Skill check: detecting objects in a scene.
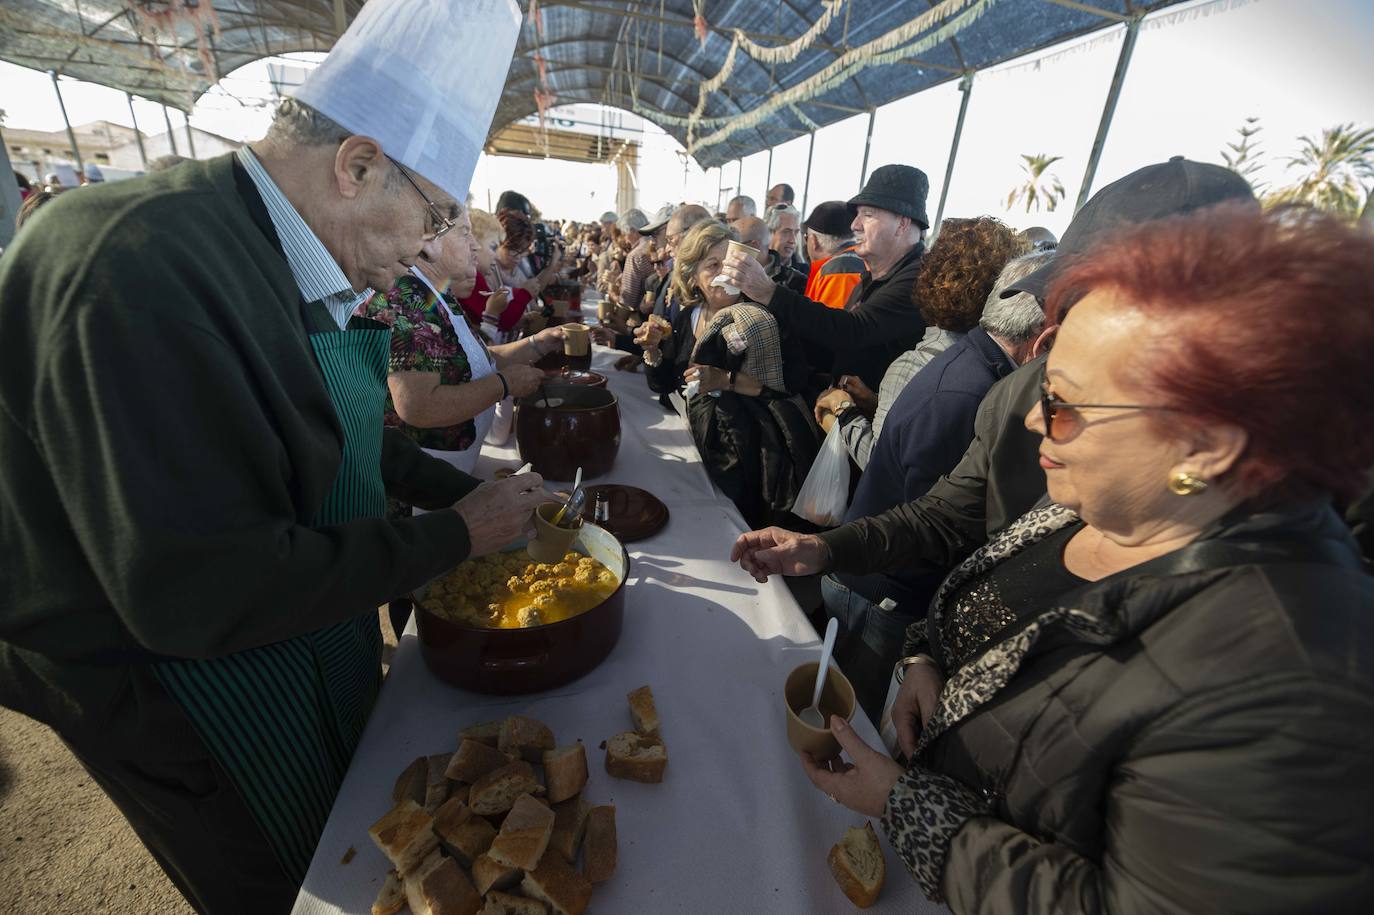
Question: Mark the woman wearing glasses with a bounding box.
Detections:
[733,204,1374,911]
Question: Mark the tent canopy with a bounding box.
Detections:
[1,0,1188,169]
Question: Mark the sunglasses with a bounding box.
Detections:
[1038,365,1170,442]
[386,155,456,241]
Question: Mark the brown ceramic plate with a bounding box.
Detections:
[579,484,669,542]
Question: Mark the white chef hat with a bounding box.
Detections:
[290,0,521,202]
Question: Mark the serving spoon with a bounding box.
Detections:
[799,617,840,729]
[551,466,584,527]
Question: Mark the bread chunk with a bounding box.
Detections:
[425,753,453,812]
[541,745,588,805]
[480,890,550,915]
[498,716,556,763]
[392,756,428,805]
[403,852,481,915]
[469,761,540,816]
[369,799,440,876]
[433,796,498,866]
[604,730,667,783]
[460,719,504,747]
[448,738,515,783]
[627,684,660,737]
[471,853,521,896]
[521,849,593,915]
[548,796,592,863]
[582,805,617,884]
[827,821,886,908]
[371,870,405,915]
[488,794,556,871]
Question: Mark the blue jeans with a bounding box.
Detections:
[821,575,919,725]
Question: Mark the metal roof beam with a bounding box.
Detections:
[1039,0,1132,22]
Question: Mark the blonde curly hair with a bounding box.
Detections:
[671,220,738,310]
[469,208,502,248]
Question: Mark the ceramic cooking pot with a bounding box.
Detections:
[515,383,620,481]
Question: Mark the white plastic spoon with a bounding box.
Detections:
[799,617,840,729]
[551,466,584,526]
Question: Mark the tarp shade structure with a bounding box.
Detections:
[1,0,1191,169]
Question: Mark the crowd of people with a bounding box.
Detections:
[2,0,1372,911]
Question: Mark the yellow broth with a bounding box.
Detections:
[420,550,619,629]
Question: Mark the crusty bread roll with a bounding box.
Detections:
[827,821,885,908]
[460,719,503,748]
[604,731,667,783]
[368,799,440,876]
[403,851,481,915]
[425,753,453,813]
[371,870,405,915]
[521,849,593,915]
[471,853,521,896]
[488,794,556,871]
[541,745,588,805]
[548,796,592,863]
[469,761,540,816]
[480,890,550,915]
[432,796,497,867]
[447,739,515,784]
[499,716,556,763]
[392,757,428,806]
[583,805,616,884]
[626,685,660,737]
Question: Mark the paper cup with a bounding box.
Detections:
[563,323,591,357]
[784,661,856,761]
[528,501,581,563]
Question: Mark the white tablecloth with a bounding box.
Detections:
[291,346,946,915]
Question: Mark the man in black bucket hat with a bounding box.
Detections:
[721,163,932,393]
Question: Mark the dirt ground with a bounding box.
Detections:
[0,610,401,915]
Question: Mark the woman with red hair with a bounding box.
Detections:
[785,203,1374,912]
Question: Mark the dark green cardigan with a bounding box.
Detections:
[0,154,475,739]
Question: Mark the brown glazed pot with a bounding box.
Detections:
[414,523,630,694]
[533,349,592,374]
[515,383,620,481]
[556,369,608,388]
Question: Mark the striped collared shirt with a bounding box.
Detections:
[236,146,368,328]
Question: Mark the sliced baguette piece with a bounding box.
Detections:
[520,849,593,915]
[498,716,556,763]
[371,870,405,915]
[460,719,504,747]
[448,738,515,784]
[541,744,588,805]
[604,730,667,783]
[403,851,481,915]
[433,796,498,867]
[469,761,540,816]
[548,796,592,863]
[827,821,886,908]
[487,794,556,871]
[369,799,440,876]
[480,890,550,915]
[583,805,617,884]
[425,753,453,813]
[471,853,522,896]
[392,756,429,805]
[626,684,660,737]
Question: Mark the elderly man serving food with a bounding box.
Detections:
[0,1,538,912]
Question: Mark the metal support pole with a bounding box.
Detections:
[48,70,83,175]
[715,164,724,212]
[933,72,974,236]
[1075,17,1141,212]
[764,146,773,199]
[125,92,148,168]
[800,130,816,217]
[183,114,197,158]
[162,105,179,156]
[859,107,876,190]
[333,0,347,37]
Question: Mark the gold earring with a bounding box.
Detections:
[1167,471,1208,496]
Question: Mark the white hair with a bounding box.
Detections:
[807,228,852,255]
[726,195,757,216]
[979,252,1053,345]
[764,203,801,232]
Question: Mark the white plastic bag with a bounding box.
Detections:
[793,421,851,526]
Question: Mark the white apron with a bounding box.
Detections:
[409,268,497,482]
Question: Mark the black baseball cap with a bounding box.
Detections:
[804,201,856,238]
[1003,156,1257,301]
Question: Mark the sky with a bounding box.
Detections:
[3,0,1371,236]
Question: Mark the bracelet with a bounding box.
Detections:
[728,369,738,391]
[894,654,939,685]
[495,372,509,398]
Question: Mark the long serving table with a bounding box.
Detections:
[291,344,946,914]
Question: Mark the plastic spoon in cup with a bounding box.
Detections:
[799,617,840,729]
[551,466,584,526]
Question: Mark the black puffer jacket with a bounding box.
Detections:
[882,499,1374,913]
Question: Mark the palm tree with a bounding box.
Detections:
[1005,154,1067,213]
[1270,123,1374,219]
[1220,116,1266,195]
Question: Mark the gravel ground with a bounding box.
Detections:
[0,609,400,915]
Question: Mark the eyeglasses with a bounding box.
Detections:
[1038,366,1172,442]
[386,155,455,241]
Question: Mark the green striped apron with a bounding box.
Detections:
[154,303,391,881]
